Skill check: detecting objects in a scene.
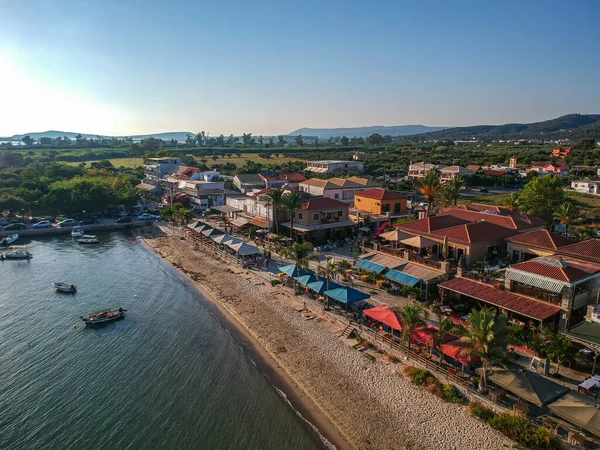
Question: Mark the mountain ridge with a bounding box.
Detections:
[287,125,445,138]
[7,130,194,141]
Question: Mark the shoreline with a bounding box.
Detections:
[141,237,352,450]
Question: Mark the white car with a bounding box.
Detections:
[57,219,78,227]
[33,220,52,229]
[138,214,158,220]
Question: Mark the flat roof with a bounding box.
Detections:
[565,321,600,348]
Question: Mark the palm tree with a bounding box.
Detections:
[437,187,454,208]
[279,242,319,269]
[500,192,521,212]
[553,202,578,236]
[265,187,285,234]
[433,312,460,366]
[281,191,304,239]
[456,308,509,392]
[172,207,195,224]
[317,256,341,291]
[446,177,464,205]
[393,304,429,357]
[415,168,441,213]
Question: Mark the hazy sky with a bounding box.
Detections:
[1,0,599,136]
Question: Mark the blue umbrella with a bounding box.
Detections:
[293,274,318,286]
[279,264,312,277]
[323,287,370,304]
[306,278,341,294]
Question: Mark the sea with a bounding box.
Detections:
[0,233,325,450]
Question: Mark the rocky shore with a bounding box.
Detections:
[142,234,511,450]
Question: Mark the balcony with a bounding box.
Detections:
[511,285,562,305]
[320,217,340,224]
[374,245,447,271]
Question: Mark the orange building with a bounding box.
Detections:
[354,188,407,215]
[552,147,573,158]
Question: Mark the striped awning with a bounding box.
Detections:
[506,269,565,294]
[385,269,420,287]
[356,258,386,273]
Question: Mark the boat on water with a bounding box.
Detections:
[81,308,126,325]
[1,247,32,260]
[71,226,85,238]
[0,234,19,246]
[78,235,99,244]
[52,281,77,294]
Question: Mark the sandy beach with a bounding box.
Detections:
[142,233,511,450]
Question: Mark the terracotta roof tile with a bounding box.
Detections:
[300,197,349,211]
[557,239,600,263]
[431,221,518,244]
[397,215,471,234]
[439,277,562,321]
[506,229,574,250]
[438,207,546,230]
[355,188,407,201]
[510,259,594,282]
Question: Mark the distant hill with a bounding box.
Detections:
[287,125,445,138]
[411,114,600,140]
[9,130,194,141]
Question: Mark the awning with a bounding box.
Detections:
[324,287,370,304]
[579,375,600,391]
[363,305,403,331]
[249,217,269,228]
[279,264,312,278]
[136,183,158,191]
[306,278,341,294]
[356,258,386,273]
[213,205,242,213]
[321,209,342,213]
[212,234,235,244]
[201,227,224,238]
[441,340,480,366]
[549,391,600,437]
[224,237,243,248]
[486,369,569,406]
[230,242,262,255]
[379,229,413,242]
[230,217,250,228]
[385,269,420,287]
[400,235,438,248]
[506,269,566,294]
[294,274,318,286]
[411,325,456,347]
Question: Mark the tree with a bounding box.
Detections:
[394,304,429,357]
[445,177,464,205]
[340,136,349,146]
[433,314,459,365]
[437,187,455,207]
[553,202,578,236]
[277,135,285,147]
[265,187,285,233]
[366,133,384,146]
[0,194,27,215]
[258,135,264,146]
[519,175,565,221]
[294,135,303,147]
[500,192,521,212]
[242,133,252,147]
[172,207,195,224]
[280,242,319,269]
[21,135,34,146]
[544,333,576,375]
[313,138,319,147]
[268,137,275,147]
[415,168,441,213]
[456,308,509,392]
[196,131,206,147]
[281,190,304,239]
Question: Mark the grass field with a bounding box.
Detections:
[68,158,144,168]
[197,154,303,168]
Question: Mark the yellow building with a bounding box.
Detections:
[354,188,407,215]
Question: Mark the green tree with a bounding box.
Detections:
[445,177,464,205]
[437,187,454,207]
[265,187,285,234]
[281,190,304,239]
[21,135,34,146]
[277,135,285,147]
[393,304,429,356]
[544,333,576,375]
[280,242,319,269]
[519,175,565,221]
[340,136,349,146]
[317,256,348,307]
[258,135,264,146]
[196,131,206,146]
[242,133,252,147]
[415,168,441,213]
[552,202,578,236]
[500,192,521,212]
[294,135,303,147]
[456,308,510,392]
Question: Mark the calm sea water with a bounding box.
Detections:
[0,233,323,450]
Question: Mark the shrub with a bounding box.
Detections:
[468,401,495,422]
[360,340,371,349]
[424,376,444,397]
[179,236,185,240]
[404,366,433,386]
[270,279,281,287]
[442,384,463,404]
[386,354,400,363]
[488,413,561,450]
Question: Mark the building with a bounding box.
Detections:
[509,155,518,169]
[438,204,547,232]
[571,180,600,195]
[176,179,225,211]
[260,172,306,190]
[439,166,473,182]
[467,165,484,174]
[280,197,355,242]
[233,174,265,193]
[552,147,573,159]
[506,229,574,262]
[353,188,407,216]
[305,160,364,173]
[530,161,570,176]
[408,162,447,179]
[299,177,379,203]
[557,239,600,265]
[142,157,183,190]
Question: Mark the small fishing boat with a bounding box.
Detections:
[1,247,32,260]
[71,226,85,238]
[52,281,77,294]
[78,235,99,244]
[0,234,19,246]
[81,308,126,325]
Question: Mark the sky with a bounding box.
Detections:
[1,0,599,137]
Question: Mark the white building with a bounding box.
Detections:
[305,160,364,173]
[177,179,225,211]
[440,166,473,182]
[408,162,447,179]
[299,177,378,203]
[143,157,183,186]
[571,180,600,195]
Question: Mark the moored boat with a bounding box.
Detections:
[81,308,126,325]
[52,281,77,293]
[1,247,32,260]
[78,235,99,244]
[71,226,85,238]
[0,234,19,246]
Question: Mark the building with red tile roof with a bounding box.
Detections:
[438,206,546,231]
[483,169,507,177]
[506,229,575,262]
[397,215,471,234]
[509,258,595,283]
[431,221,518,245]
[557,239,600,264]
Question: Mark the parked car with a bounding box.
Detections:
[138,213,158,220]
[81,216,99,225]
[4,223,27,230]
[57,219,78,227]
[30,217,44,224]
[479,187,489,193]
[10,218,25,224]
[33,220,53,229]
[0,219,8,227]
[116,216,133,224]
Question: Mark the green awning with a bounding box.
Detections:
[385,269,420,287]
[324,287,370,304]
[293,274,318,286]
[356,258,386,273]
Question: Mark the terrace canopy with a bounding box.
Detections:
[379,229,413,242]
[355,258,386,274]
[363,305,403,331]
[385,269,420,287]
[224,237,243,248]
[212,234,235,245]
[548,391,600,437]
[486,369,569,406]
[230,242,262,256]
[279,264,312,278]
[411,325,456,347]
[306,278,341,294]
[400,235,438,248]
[324,287,370,305]
[230,217,250,228]
[440,340,480,366]
[293,274,318,286]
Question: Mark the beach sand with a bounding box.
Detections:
[142,234,510,450]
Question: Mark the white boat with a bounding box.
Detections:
[0,234,19,246]
[2,247,32,260]
[71,226,85,238]
[52,281,77,294]
[78,235,99,244]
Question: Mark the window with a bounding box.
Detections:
[334,193,339,199]
[298,212,303,220]
[313,213,319,220]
